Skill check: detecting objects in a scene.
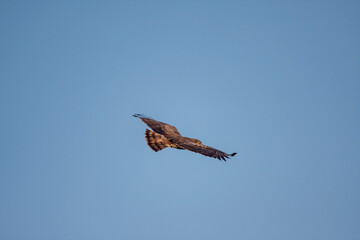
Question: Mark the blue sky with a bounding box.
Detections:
[1,1,359,239]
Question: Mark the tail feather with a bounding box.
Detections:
[145,129,170,152]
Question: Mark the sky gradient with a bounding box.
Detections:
[1,1,360,240]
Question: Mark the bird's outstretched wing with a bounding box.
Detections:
[133,114,181,137]
[175,140,237,161]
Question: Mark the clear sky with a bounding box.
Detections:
[1,1,359,240]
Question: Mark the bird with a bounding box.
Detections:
[133,114,237,161]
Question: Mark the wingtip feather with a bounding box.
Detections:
[133,113,153,119]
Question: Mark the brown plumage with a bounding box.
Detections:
[145,129,170,152]
[133,114,237,161]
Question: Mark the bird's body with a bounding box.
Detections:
[133,114,236,161]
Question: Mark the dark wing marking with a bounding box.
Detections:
[174,139,236,161]
[133,114,181,137]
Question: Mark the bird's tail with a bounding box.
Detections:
[145,129,170,152]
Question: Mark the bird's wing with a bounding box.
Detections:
[175,139,236,161]
[133,114,181,137]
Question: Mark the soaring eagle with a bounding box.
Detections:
[133,114,236,161]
